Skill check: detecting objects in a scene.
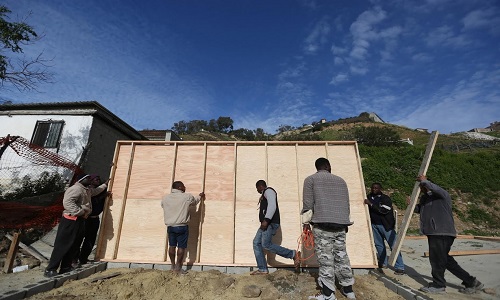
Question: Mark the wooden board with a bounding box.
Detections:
[96,141,377,268]
[423,249,500,257]
[388,132,439,266]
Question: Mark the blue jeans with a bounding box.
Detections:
[371,224,405,270]
[253,223,294,272]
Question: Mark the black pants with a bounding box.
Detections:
[79,217,100,263]
[46,216,85,272]
[427,235,475,288]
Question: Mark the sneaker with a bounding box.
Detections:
[394,269,405,275]
[44,269,59,278]
[419,286,446,294]
[308,292,336,300]
[340,286,356,299]
[459,279,484,294]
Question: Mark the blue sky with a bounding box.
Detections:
[2,0,499,134]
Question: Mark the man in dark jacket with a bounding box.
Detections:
[416,175,483,294]
[251,180,300,275]
[365,182,405,275]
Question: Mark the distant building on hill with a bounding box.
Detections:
[488,121,500,131]
[368,112,385,123]
[138,129,181,141]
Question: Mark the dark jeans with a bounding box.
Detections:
[427,235,475,288]
[79,217,100,263]
[46,216,85,272]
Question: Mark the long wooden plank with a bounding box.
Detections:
[474,236,500,242]
[388,131,439,266]
[405,235,476,240]
[6,234,47,262]
[424,249,500,257]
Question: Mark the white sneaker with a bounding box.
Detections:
[308,292,336,300]
[340,287,356,299]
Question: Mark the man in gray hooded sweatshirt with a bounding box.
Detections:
[416,175,483,294]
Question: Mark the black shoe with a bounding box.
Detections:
[459,279,484,294]
[44,270,59,278]
[394,269,405,275]
[377,267,385,274]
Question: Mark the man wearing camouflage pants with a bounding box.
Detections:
[302,157,355,300]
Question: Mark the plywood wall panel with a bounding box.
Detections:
[98,141,376,268]
[127,145,175,199]
[116,198,166,261]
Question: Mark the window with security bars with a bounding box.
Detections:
[31,120,65,149]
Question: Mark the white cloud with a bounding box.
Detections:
[330,73,349,85]
[426,25,470,48]
[303,17,331,54]
[412,53,433,62]
[462,7,500,35]
[334,57,344,65]
[349,6,387,61]
[392,69,500,133]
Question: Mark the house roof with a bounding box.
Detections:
[138,129,181,141]
[0,101,145,140]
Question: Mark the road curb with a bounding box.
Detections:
[369,269,433,300]
[0,262,107,300]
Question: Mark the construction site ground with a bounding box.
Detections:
[0,236,499,299]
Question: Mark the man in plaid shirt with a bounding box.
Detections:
[302,157,355,300]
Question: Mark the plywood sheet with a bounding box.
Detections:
[267,145,301,265]
[116,199,166,261]
[127,145,175,199]
[199,145,235,263]
[174,145,205,263]
[234,145,266,264]
[327,145,376,266]
[97,143,132,259]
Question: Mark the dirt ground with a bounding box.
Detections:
[1,266,404,300]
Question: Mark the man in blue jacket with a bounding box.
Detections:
[416,175,483,294]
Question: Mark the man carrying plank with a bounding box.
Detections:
[415,175,484,294]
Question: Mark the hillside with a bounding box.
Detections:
[179,118,500,236]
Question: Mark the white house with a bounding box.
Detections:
[0,101,145,189]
